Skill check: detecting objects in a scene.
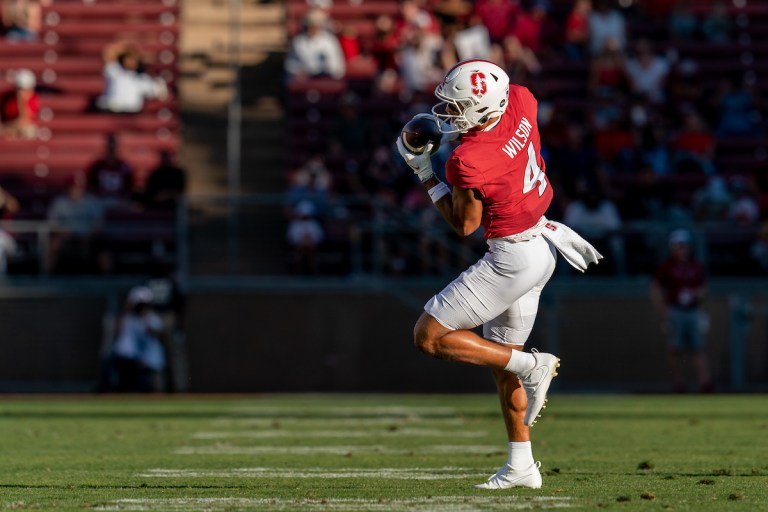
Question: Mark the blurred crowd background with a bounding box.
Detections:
[0,0,767,393]
[283,0,768,278]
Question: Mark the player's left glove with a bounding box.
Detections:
[396,136,434,183]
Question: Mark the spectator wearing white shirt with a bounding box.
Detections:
[96,41,168,113]
[286,9,346,80]
[626,40,669,103]
[104,286,167,392]
[589,0,626,55]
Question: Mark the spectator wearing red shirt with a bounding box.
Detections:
[650,229,712,393]
[0,68,39,139]
[564,0,591,60]
[337,22,361,62]
[474,0,519,44]
[86,133,135,206]
[673,112,716,175]
[511,2,547,53]
[370,15,399,71]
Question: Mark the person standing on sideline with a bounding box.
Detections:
[650,229,712,393]
[396,59,602,489]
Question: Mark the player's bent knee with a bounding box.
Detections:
[413,313,442,357]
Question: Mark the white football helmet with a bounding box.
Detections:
[432,59,510,134]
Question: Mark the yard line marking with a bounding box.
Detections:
[137,467,486,479]
[225,405,458,416]
[173,445,502,456]
[96,496,574,511]
[191,428,488,439]
[211,417,467,427]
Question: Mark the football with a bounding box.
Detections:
[401,116,442,155]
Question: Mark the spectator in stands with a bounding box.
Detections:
[396,0,440,41]
[511,1,547,54]
[287,200,324,274]
[96,41,168,114]
[502,35,541,83]
[0,68,39,139]
[143,150,186,211]
[626,40,669,104]
[474,0,519,46]
[668,0,697,41]
[337,22,361,64]
[588,0,625,56]
[716,75,761,136]
[549,124,602,200]
[728,177,759,226]
[0,185,19,275]
[701,1,730,43]
[286,154,332,217]
[397,26,444,95]
[589,37,627,99]
[693,176,731,221]
[2,0,45,42]
[637,125,673,176]
[667,59,703,113]
[564,187,624,272]
[285,9,346,81]
[650,229,712,393]
[563,0,591,61]
[370,15,399,72]
[85,133,135,207]
[445,15,492,65]
[330,92,369,147]
[672,112,716,175]
[103,286,167,392]
[46,171,109,274]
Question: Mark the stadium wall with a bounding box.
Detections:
[181,285,758,393]
[0,280,765,393]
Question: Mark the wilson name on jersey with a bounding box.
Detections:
[446,85,553,238]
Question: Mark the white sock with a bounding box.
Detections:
[506,441,535,469]
[504,350,536,374]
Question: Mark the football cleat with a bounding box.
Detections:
[521,350,560,427]
[474,461,542,490]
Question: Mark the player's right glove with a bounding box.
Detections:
[396,136,434,183]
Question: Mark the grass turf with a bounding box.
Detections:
[0,394,766,511]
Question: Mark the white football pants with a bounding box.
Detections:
[424,234,557,346]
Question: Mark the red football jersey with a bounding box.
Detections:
[446,85,553,239]
[654,258,706,308]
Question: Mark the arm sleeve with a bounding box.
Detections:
[446,155,482,192]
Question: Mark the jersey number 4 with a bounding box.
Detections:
[522,143,548,197]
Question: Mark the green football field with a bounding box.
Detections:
[0,394,766,511]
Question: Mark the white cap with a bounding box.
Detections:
[668,229,691,247]
[14,69,36,89]
[127,286,154,305]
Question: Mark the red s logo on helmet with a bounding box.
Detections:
[470,72,487,96]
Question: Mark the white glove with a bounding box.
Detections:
[396,136,434,183]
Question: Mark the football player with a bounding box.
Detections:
[396,59,602,489]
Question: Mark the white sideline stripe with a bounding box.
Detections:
[191,429,488,439]
[95,496,573,511]
[211,417,467,427]
[137,467,485,480]
[226,406,457,416]
[174,445,502,456]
